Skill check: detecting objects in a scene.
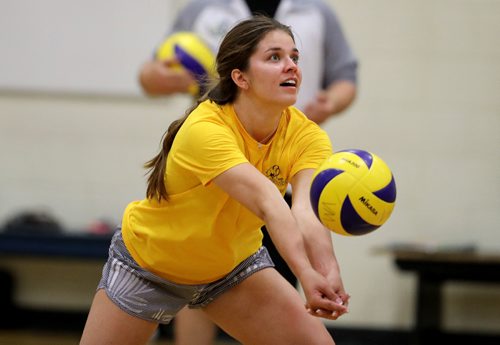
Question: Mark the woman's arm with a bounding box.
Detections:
[290,169,350,318]
[213,163,347,318]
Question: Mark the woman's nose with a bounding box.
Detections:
[284,57,298,71]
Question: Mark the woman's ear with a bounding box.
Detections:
[231,69,249,90]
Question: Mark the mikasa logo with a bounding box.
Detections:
[359,196,378,215]
[340,157,360,168]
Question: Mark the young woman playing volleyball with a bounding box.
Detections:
[80,16,349,345]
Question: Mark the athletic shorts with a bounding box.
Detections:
[97,230,274,324]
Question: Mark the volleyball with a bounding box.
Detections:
[156,32,216,96]
[310,149,397,236]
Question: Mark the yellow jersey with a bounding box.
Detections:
[122,100,332,284]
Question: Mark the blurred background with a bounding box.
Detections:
[0,0,499,343]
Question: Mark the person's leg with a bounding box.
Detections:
[203,268,335,345]
[174,307,218,345]
[80,289,158,345]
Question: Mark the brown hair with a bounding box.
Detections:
[145,16,294,201]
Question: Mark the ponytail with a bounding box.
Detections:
[144,114,188,201]
[144,82,235,202]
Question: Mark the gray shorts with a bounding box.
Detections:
[98,230,274,324]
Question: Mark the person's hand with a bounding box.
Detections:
[139,58,197,96]
[304,80,357,123]
[303,90,335,125]
[299,268,348,320]
[323,267,350,319]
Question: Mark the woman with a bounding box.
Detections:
[80,16,348,345]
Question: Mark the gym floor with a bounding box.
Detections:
[3,327,500,345]
[0,330,240,345]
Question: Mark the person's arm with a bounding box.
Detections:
[303,1,358,124]
[212,163,347,319]
[138,58,197,96]
[303,80,356,124]
[289,168,350,318]
[138,1,210,97]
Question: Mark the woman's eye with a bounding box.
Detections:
[291,55,299,64]
[270,54,280,61]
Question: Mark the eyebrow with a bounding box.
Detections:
[265,47,300,54]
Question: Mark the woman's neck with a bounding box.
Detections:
[233,97,283,143]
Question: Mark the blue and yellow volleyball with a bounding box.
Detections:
[156,32,216,96]
[310,149,397,236]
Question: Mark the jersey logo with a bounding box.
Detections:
[265,165,287,188]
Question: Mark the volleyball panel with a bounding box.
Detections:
[347,182,396,227]
[311,170,358,236]
[315,150,371,180]
[360,154,396,201]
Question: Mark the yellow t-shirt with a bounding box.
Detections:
[122,100,332,284]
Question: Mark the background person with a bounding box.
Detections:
[139,0,358,124]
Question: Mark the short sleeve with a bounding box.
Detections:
[172,121,249,186]
[289,123,332,178]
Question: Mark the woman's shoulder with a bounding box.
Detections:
[182,101,235,136]
[188,100,227,122]
[285,106,318,127]
[284,106,329,141]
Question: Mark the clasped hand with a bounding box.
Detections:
[300,268,349,320]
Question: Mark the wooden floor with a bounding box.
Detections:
[0,330,240,345]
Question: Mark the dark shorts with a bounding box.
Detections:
[97,230,274,324]
[262,191,297,287]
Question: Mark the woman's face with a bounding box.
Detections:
[240,29,302,108]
